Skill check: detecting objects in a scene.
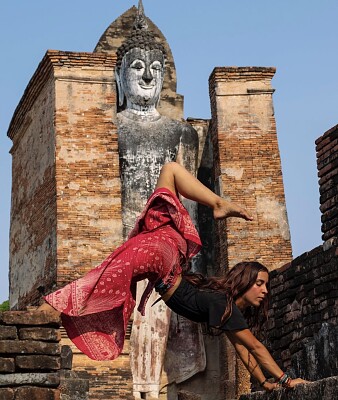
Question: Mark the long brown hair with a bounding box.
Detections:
[183,261,270,333]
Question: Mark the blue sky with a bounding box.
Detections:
[1,0,337,303]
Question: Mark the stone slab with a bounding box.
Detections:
[15,355,61,371]
[0,340,60,355]
[15,386,60,400]
[60,346,73,370]
[0,326,18,340]
[0,312,60,326]
[59,376,89,400]
[19,327,61,342]
[0,373,60,387]
[239,376,338,400]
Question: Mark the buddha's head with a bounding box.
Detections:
[115,1,166,110]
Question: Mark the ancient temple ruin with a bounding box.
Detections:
[5,3,336,400]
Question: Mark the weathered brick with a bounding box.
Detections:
[14,386,60,400]
[0,326,17,340]
[15,355,61,371]
[315,124,338,149]
[0,388,14,400]
[0,358,15,373]
[60,346,72,370]
[0,312,60,326]
[0,373,59,387]
[59,371,89,400]
[19,327,61,342]
[0,340,60,355]
[320,184,338,203]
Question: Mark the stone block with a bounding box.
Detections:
[0,326,17,340]
[0,312,60,326]
[0,388,14,400]
[0,340,60,355]
[177,390,201,400]
[15,387,60,400]
[0,358,15,373]
[19,327,61,342]
[0,373,60,387]
[15,355,61,371]
[60,346,72,370]
[59,374,89,400]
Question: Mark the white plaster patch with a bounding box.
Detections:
[247,178,272,191]
[57,146,103,162]
[68,182,80,190]
[221,167,244,180]
[256,197,291,240]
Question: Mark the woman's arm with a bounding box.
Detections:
[226,329,308,389]
[227,332,277,392]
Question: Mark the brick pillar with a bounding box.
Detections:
[8,50,122,309]
[315,124,338,249]
[209,66,292,271]
[209,67,292,399]
[8,50,131,400]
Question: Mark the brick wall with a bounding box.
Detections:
[52,51,122,287]
[8,50,121,308]
[8,70,57,309]
[239,125,338,400]
[0,310,89,400]
[208,66,293,399]
[61,326,133,399]
[7,50,131,400]
[266,244,337,377]
[209,67,292,273]
[316,124,338,245]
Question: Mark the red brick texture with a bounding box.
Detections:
[0,310,88,400]
[316,124,338,244]
[8,50,121,309]
[209,67,292,272]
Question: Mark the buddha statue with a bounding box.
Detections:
[115,2,202,398]
[116,3,198,236]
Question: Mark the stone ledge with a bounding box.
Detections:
[0,372,60,387]
[238,376,338,400]
[0,311,61,326]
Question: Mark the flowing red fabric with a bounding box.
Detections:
[44,188,201,360]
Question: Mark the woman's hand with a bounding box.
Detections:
[262,381,278,392]
[287,378,309,388]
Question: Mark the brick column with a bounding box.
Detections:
[209,67,292,272]
[316,124,338,248]
[209,67,292,399]
[8,50,121,309]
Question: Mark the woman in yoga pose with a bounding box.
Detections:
[39,162,306,392]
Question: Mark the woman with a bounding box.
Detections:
[39,162,306,392]
[164,262,307,392]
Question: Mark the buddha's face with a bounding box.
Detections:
[119,48,165,108]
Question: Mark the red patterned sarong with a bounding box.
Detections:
[44,188,201,360]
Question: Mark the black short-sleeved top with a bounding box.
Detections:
[165,278,248,331]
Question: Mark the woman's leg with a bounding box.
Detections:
[156,162,253,221]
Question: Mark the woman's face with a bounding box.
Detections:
[235,271,269,310]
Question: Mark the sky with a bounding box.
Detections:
[1,0,338,303]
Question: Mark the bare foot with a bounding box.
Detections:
[37,302,61,318]
[213,199,253,221]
